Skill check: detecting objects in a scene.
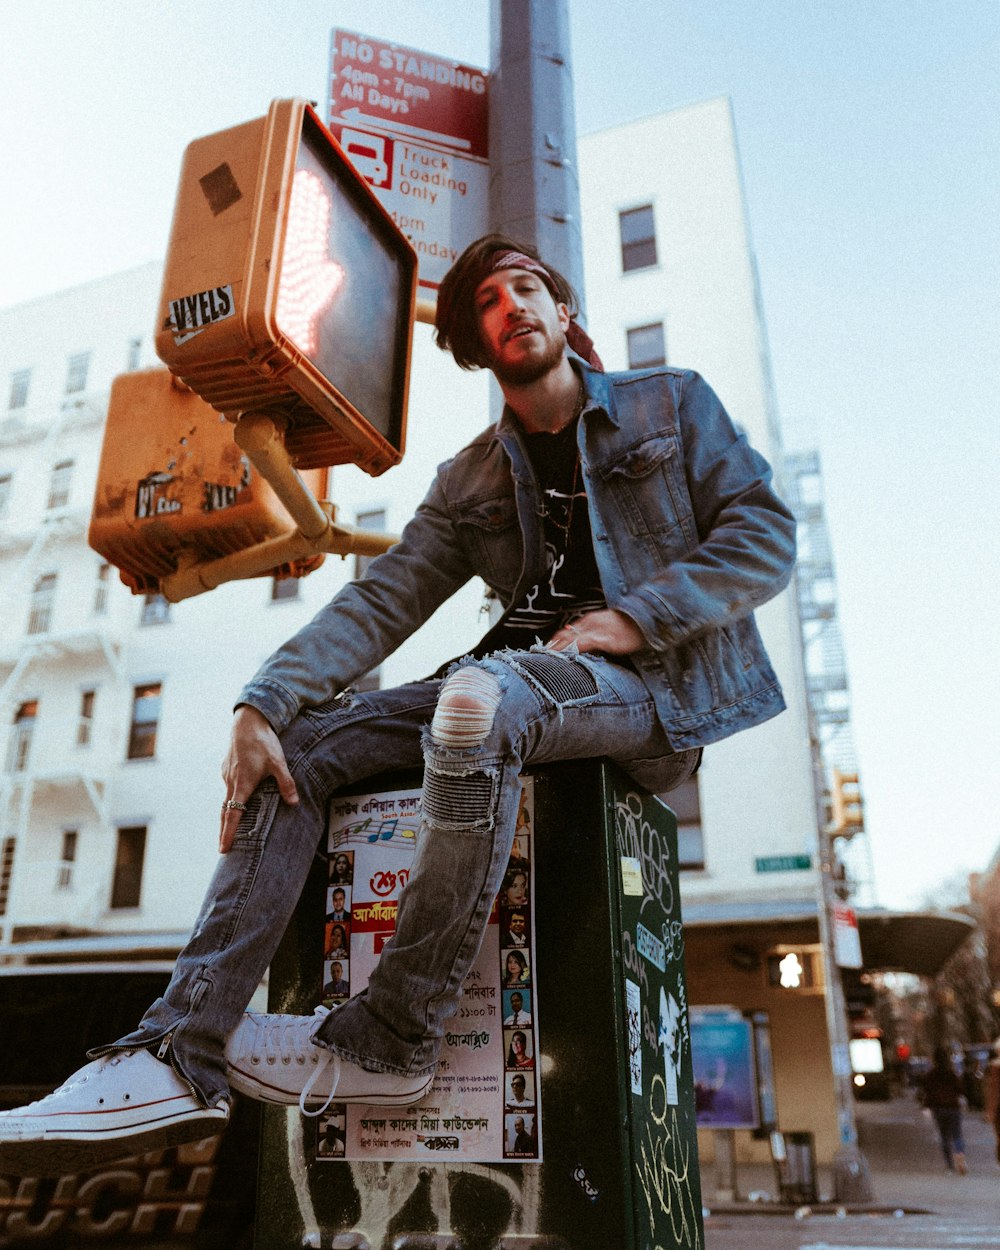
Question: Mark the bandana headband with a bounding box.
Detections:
[488,250,604,371]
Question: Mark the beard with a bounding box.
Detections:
[484,325,568,386]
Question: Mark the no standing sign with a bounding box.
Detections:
[328,29,489,293]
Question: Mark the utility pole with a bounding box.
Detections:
[811,719,876,1200]
[487,0,585,304]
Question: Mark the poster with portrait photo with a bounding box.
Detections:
[324,920,351,959]
[504,1069,536,1108]
[328,850,354,886]
[321,780,543,1163]
[322,958,350,1001]
[326,883,352,919]
[315,1105,347,1158]
[504,1110,538,1158]
[504,1027,535,1071]
[502,987,532,1027]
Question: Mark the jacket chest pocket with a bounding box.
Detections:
[453,496,523,592]
[600,433,691,538]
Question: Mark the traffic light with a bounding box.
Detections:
[89,369,328,594]
[154,98,417,476]
[829,769,864,837]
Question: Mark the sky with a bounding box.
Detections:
[1,2,997,909]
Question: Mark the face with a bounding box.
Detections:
[507,953,523,978]
[334,856,349,875]
[515,1117,525,1133]
[510,993,523,1012]
[512,1032,526,1054]
[333,890,345,909]
[510,913,526,936]
[474,268,570,385]
[511,1077,526,1099]
[331,962,342,979]
[506,874,527,905]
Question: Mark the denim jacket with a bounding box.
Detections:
[240,364,797,750]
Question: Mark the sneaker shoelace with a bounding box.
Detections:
[236,1006,340,1119]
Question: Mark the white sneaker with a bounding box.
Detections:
[224,1006,434,1114]
[0,1049,228,1176]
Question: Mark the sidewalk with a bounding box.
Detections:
[705,1089,1000,1218]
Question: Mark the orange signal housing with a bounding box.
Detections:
[88,369,328,593]
[153,98,417,475]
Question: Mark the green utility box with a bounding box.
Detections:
[255,760,703,1249]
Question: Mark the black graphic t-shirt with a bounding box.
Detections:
[489,418,606,648]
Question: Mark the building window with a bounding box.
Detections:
[110,826,147,909]
[0,472,12,518]
[65,352,91,395]
[271,576,300,602]
[140,593,171,625]
[94,562,111,616]
[627,322,667,370]
[127,338,142,371]
[6,701,38,774]
[77,690,96,747]
[619,204,658,272]
[660,775,704,870]
[47,459,74,510]
[127,683,161,760]
[0,838,15,916]
[56,830,78,892]
[8,369,30,411]
[27,572,56,635]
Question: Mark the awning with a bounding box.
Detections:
[682,899,975,978]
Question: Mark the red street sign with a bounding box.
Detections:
[330,29,488,159]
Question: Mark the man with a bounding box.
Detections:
[323,961,350,998]
[503,910,529,948]
[0,234,795,1174]
[506,1073,534,1107]
[504,991,532,1028]
[510,1115,535,1154]
[327,887,350,922]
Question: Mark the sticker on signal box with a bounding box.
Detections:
[167,284,236,345]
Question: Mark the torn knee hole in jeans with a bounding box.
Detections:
[430,665,503,748]
[423,764,496,827]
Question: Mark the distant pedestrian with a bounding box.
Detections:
[983,1036,1000,1166]
[922,1046,967,1173]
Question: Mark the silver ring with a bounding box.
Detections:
[223,798,248,812]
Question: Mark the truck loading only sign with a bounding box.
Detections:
[328,29,489,291]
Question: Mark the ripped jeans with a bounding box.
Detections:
[100,648,694,1108]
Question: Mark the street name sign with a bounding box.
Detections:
[754,854,812,873]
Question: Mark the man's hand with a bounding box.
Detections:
[220,706,299,854]
[546,608,645,656]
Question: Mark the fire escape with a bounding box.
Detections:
[0,394,126,946]
[784,450,876,907]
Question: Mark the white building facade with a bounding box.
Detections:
[0,99,840,1160]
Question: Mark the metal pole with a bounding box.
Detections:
[487,0,585,425]
[810,718,876,1200]
[488,0,585,306]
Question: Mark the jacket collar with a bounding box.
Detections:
[490,359,616,446]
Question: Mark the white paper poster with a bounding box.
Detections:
[314,780,542,1163]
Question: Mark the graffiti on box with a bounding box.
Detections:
[614,787,703,1250]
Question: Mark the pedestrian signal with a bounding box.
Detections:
[155,98,417,475]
